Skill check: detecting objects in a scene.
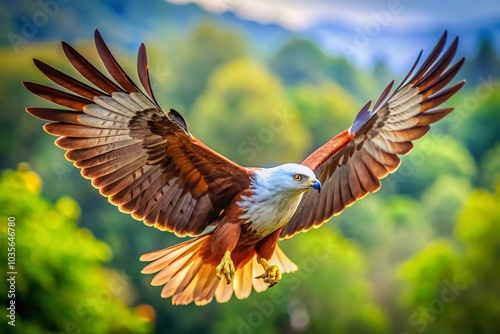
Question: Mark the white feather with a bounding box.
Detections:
[237,163,317,237]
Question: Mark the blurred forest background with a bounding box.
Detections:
[1,0,499,333]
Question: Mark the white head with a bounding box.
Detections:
[239,163,321,236]
[252,163,321,196]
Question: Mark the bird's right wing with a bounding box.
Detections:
[24,29,251,237]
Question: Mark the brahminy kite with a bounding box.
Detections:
[23,30,464,305]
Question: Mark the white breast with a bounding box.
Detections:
[237,171,305,237]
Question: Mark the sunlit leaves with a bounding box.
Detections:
[0,165,151,334]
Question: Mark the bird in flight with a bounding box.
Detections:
[24,30,464,306]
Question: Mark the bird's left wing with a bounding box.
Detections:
[280,32,465,239]
[23,30,251,237]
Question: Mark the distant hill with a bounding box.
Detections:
[1,0,291,55]
[2,0,498,82]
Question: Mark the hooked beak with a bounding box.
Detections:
[311,179,321,192]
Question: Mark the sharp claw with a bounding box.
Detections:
[216,250,235,285]
[255,263,282,287]
[255,272,267,279]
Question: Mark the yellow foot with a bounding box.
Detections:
[255,256,282,287]
[216,250,235,285]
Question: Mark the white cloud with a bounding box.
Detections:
[168,0,500,31]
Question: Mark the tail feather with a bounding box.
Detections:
[251,256,268,293]
[141,234,298,305]
[141,234,209,269]
[150,250,198,286]
[215,278,234,303]
[195,266,220,305]
[160,263,192,298]
[234,260,253,299]
[172,271,198,305]
[165,258,203,297]
[271,245,299,273]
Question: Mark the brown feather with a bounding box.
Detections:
[44,123,129,137]
[94,29,138,93]
[137,43,158,104]
[27,108,82,123]
[415,37,458,89]
[61,41,123,94]
[26,33,251,237]
[420,80,465,110]
[420,58,465,99]
[416,108,454,126]
[55,134,132,150]
[409,31,448,85]
[23,82,92,111]
[33,59,106,99]
[99,165,154,197]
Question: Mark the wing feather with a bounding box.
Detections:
[24,29,250,237]
[281,32,465,239]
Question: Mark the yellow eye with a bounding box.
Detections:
[293,174,302,181]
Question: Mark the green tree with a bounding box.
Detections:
[398,185,500,334]
[269,38,330,86]
[421,176,472,237]
[190,59,311,166]
[167,21,247,111]
[388,134,476,197]
[451,84,500,162]
[269,38,378,101]
[288,82,357,152]
[479,144,500,190]
[0,164,152,334]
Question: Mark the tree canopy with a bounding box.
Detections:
[0,164,153,334]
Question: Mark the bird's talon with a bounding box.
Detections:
[255,260,281,287]
[216,250,235,285]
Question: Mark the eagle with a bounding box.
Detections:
[23,30,464,306]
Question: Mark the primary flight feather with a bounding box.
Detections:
[23,29,465,305]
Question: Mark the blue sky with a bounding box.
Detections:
[169,0,500,69]
[169,0,500,31]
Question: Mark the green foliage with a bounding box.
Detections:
[168,21,247,110]
[288,82,357,151]
[421,176,472,237]
[478,143,500,190]
[336,193,434,258]
[390,134,477,197]
[398,186,500,334]
[269,38,332,86]
[0,165,152,334]
[268,38,379,101]
[1,14,499,334]
[190,59,311,166]
[451,83,500,162]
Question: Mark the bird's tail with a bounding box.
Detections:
[140,233,298,305]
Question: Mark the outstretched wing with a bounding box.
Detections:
[281,31,465,239]
[24,29,251,237]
